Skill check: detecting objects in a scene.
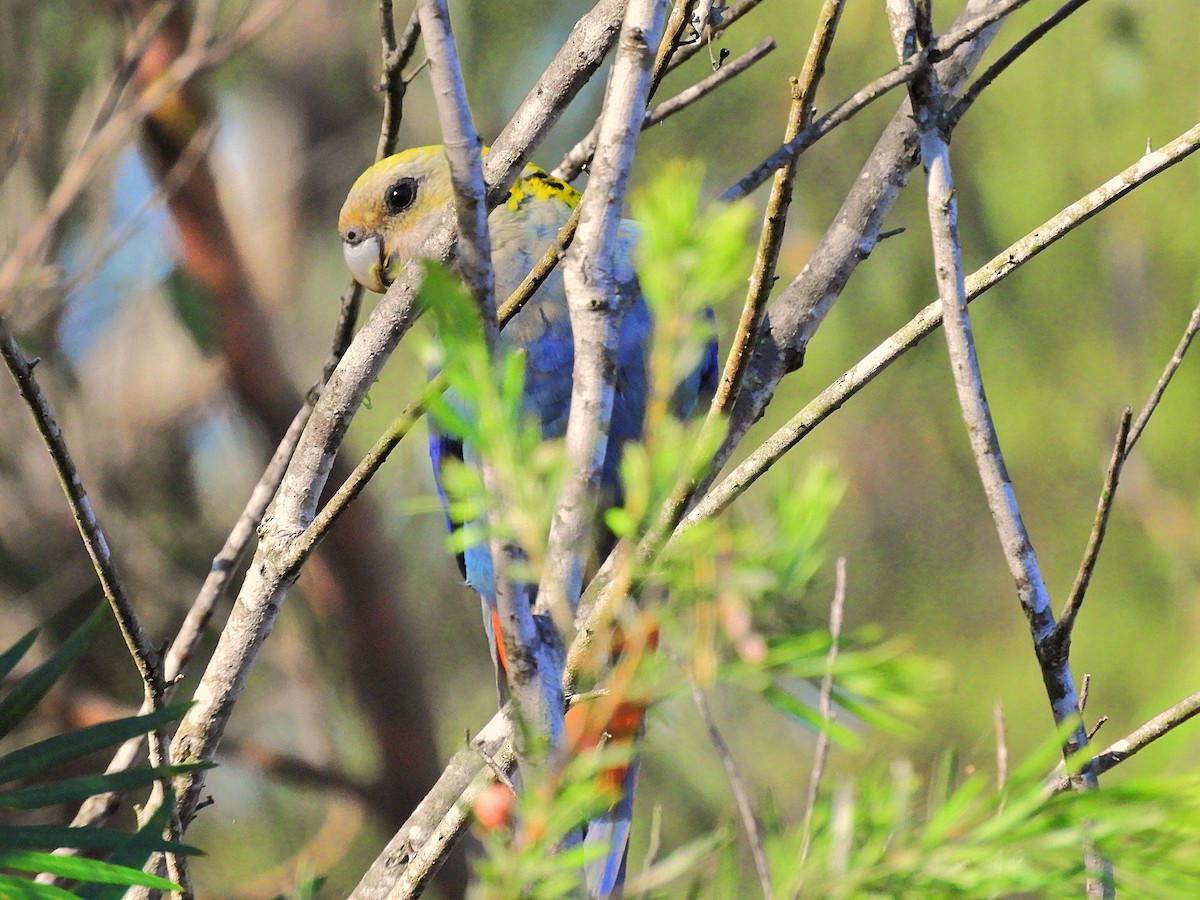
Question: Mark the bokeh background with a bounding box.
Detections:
[2,0,1199,895]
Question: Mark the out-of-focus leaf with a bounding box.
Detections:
[166,269,220,354]
[77,786,199,900]
[624,827,729,895]
[760,684,860,748]
[0,603,106,740]
[0,873,82,899]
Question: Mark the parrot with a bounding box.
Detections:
[339,145,717,897]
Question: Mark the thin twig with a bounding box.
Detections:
[376,5,421,161]
[662,0,767,75]
[792,0,845,144]
[496,203,583,325]
[554,0,767,182]
[1050,690,1200,794]
[947,0,1096,128]
[799,556,847,870]
[896,0,1085,753]
[690,679,772,899]
[714,0,846,416]
[723,0,1034,201]
[1127,297,1200,453]
[284,376,445,575]
[653,0,700,94]
[994,698,1009,795]
[643,36,776,129]
[0,318,164,700]
[1054,289,1200,676]
[323,282,365,385]
[684,122,1200,528]
[1,309,187,888]
[1079,673,1092,714]
[1055,410,1131,648]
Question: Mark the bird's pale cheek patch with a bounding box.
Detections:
[343,233,386,292]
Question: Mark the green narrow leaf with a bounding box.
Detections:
[0,628,39,684]
[166,269,220,353]
[271,875,327,900]
[0,824,197,855]
[760,686,859,748]
[0,762,211,811]
[0,850,178,890]
[419,260,485,355]
[0,701,192,785]
[0,872,82,899]
[0,603,106,741]
[625,828,729,894]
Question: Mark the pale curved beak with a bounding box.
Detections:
[342,232,387,293]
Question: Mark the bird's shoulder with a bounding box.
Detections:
[504,164,581,214]
[489,164,575,318]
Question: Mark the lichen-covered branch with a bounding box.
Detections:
[541,0,669,623]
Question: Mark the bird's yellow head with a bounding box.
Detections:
[338,145,455,292]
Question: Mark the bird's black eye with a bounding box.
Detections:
[386,177,418,214]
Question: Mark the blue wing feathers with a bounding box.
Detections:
[669,307,720,419]
[428,265,715,897]
[428,429,467,580]
[584,756,641,900]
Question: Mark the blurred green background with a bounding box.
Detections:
[2,0,1199,895]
